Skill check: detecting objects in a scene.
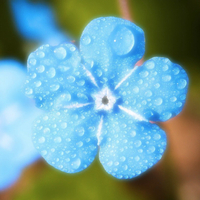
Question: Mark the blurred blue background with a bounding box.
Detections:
[0,0,200,199]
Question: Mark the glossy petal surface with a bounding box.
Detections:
[10,0,67,45]
[99,113,167,179]
[117,57,189,121]
[25,43,95,111]
[32,108,99,173]
[80,17,145,88]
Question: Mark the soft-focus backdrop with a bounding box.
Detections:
[0,0,200,200]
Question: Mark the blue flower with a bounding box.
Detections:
[25,17,188,179]
[10,0,68,45]
[0,60,42,190]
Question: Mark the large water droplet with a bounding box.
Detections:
[71,158,81,169]
[111,26,135,56]
[54,47,67,59]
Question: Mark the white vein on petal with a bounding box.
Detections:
[97,116,103,146]
[118,105,148,122]
[114,66,138,90]
[82,64,99,88]
[63,102,93,109]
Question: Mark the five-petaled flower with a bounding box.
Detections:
[25,17,188,179]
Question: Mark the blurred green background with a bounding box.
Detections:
[0,0,200,199]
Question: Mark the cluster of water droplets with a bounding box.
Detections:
[32,109,99,173]
[80,17,145,87]
[117,57,188,122]
[99,113,166,179]
[25,43,93,110]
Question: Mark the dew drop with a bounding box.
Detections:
[153,133,161,140]
[25,88,33,95]
[162,75,171,82]
[120,156,126,162]
[162,65,169,71]
[41,150,47,156]
[154,83,160,89]
[54,137,62,143]
[39,137,45,143]
[29,58,36,65]
[139,70,149,78]
[134,140,142,147]
[133,86,139,93]
[61,122,67,129]
[146,61,155,69]
[145,90,152,97]
[43,128,50,134]
[50,84,60,91]
[67,76,75,83]
[170,96,177,102]
[147,146,155,154]
[177,79,187,89]
[135,156,140,161]
[173,67,180,75]
[111,26,135,56]
[54,47,67,59]
[37,65,45,73]
[130,130,136,137]
[76,141,83,147]
[71,158,81,169]
[34,81,42,87]
[47,67,56,78]
[154,97,163,105]
[81,34,92,45]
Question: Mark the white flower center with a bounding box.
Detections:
[93,87,116,111]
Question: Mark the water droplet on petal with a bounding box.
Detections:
[47,67,56,78]
[50,84,60,91]
[147,146,155,154]
[120,156,126,162]
[39,137,45,143]
[37,65,45,73]
[111,26,135,56]
[41,150,47,156]
[71,158,81,169]
[146,61,155,69]
[67,76,75,83]
[54,137,62,143]
[81,34,92,45]
[162,75,171,82]
[54,47,67,59]
[154,97,163,105]
[177,79,187,89]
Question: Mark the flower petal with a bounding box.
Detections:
[117,57,189,121]
[80,17,145,88]
[25,43,95,111]
[99,112,166,179]
[32,107,99,173]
